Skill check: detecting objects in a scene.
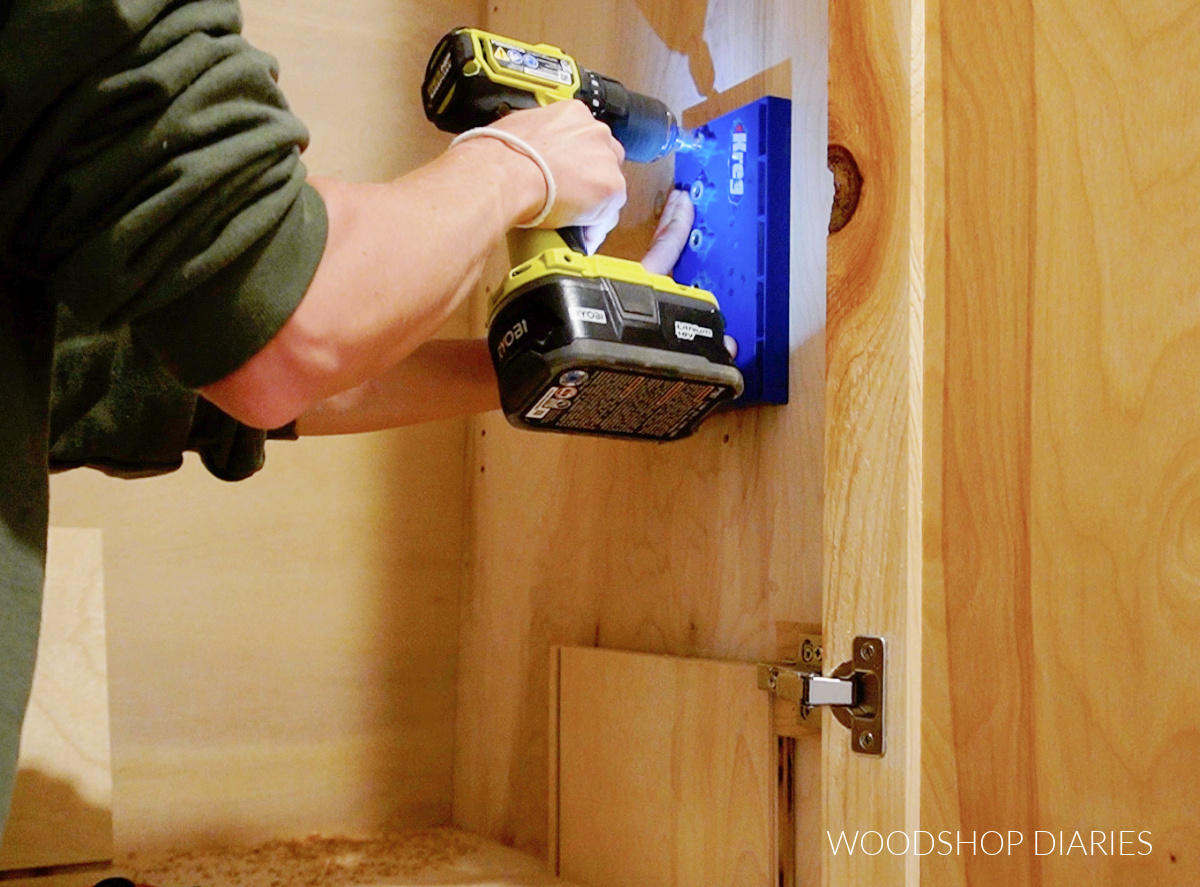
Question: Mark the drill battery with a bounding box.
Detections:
[488,248,743,442]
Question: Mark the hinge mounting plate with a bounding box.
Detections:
[757,635,886,757]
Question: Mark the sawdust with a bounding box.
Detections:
[113,828,484,887]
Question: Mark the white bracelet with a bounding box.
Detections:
[449,127,557,228]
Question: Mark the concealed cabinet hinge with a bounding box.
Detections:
[757,635,887,757]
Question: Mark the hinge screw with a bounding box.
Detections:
[859,642,877,662]
[858,732,876,751]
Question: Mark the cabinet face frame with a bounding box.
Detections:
[825,0,925,883]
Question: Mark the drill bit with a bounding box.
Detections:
[672,130,705,153]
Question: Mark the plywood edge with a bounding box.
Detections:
[559,644,762,669]
[918,0,968,883]
[773,711,794,887]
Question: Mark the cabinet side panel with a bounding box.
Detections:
[0,529,112,871]
[457,0,829,863]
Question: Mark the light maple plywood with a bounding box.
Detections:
[552,647,773,887]
[50,428,466,850]
[680,61,792,130]
[1028,6,1200,875]
[825,0,923,884]
[46,0,482,852]
[457,0,829,863]
[0,529,112,871]
[924,0,1200,884]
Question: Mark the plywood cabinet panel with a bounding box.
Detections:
[552,647,774,887]
[0,529,112,871]
[47,0,483,850]
[924,0,1200,883]
[458,0,829,859]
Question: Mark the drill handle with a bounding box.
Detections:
[505,226,587,267]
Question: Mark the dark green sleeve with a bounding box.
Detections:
[1,0,327,388]
[49,306,293,482]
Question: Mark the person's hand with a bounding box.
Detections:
[641,189,695,275]
[640,190,737,358]
[483,101,628,253]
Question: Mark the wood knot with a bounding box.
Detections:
[828,144,863,234]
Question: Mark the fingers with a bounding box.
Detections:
[641,189,695,275]
[579,198,623,254]
[489,101,627,232]
[607,129,626,165]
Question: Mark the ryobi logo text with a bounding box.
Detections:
[496,318,528,360]
[729,121,747,203]
[569,306,608,325]
[675,321,714,342]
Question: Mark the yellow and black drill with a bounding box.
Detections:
[423,28,742,442]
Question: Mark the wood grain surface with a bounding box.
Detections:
[924,0,1200,884]
[47,0,483,851]
[456,0,830,868]
[552,647,773,887]
[0,529,112,871]
[918,0,965,883]
[826,0,923,884]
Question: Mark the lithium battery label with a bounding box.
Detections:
[674,320,714,341]
[524,367,731,440]
[489,40,574,86]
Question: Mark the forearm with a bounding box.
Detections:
[293,338,499,435]
[293,189,697,437]
[199,101,627,431]
[200,139,541,428]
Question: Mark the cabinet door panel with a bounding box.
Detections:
[927,0,1200,883]
[552,647,775,887]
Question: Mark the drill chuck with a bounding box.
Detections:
[574,69,678,162]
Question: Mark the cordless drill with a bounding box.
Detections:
[423,28,742,443]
